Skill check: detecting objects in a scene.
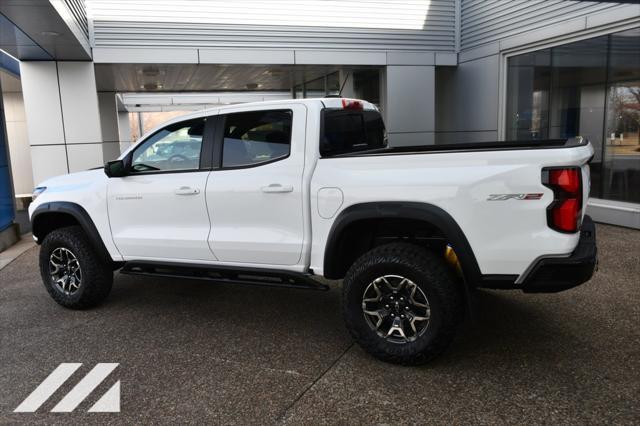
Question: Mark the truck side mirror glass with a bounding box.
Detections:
[104,159,128,178]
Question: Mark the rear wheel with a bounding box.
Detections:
[342,243,463,365]
[39,226,113,309]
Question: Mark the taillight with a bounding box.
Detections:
[542,167,582,233]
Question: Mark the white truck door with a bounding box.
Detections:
[108,117,216,261]
[206,104,306,265]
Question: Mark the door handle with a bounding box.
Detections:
[261,183,294,193]
[175,186,200,195]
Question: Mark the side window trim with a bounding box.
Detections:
[212,109,293,171]
[212,114,225,169]
[200,117,217,170]
[128,116,215,175]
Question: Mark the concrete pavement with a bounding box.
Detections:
[0,224,638,424]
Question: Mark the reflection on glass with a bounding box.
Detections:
[550,36,607,198]
[604,28,640,203]
[506,28,640,204]
[131,118,205,172]
[506,49,551,140]
[222,110,292,168]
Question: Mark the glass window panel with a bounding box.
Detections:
[506,49,551,140]
[603,28,640,203]
[131,118,205,173]
[549,36,608,198]
[321,110,387,156]
[506,29,640,204]
[222,110,292,168]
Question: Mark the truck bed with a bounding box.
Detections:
[310,138,594,278]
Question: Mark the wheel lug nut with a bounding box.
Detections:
[385,304,389,308]
[390,296,394,300]
[401,315,405,319]
[405,306,410,310]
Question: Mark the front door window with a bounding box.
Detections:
[131,118,205,173]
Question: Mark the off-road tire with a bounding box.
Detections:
[342,242,463,365]
[39,226,113,309]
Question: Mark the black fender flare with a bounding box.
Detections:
[323,201,482,287]
[31,202,114,265]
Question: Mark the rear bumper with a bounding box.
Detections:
[520,215,597,293]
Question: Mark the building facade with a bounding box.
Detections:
[436,1,639,227]
[0,0,638,247]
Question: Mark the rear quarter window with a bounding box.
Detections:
[321,109,387,157]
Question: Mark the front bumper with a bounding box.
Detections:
[520,215,597,293]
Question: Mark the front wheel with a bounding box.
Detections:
[342,243,464,365]
[39,226,113,309]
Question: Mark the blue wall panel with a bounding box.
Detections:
[0,93,15,232]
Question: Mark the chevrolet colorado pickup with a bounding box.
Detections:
[29,98,597,365]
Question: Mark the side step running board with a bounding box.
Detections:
[120,261,329,291]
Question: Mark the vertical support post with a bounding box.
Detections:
[137,112,144,139]
[385,65,435,147]
[117,111,132,153]
[21,61,106,184]
[98,92,120,161]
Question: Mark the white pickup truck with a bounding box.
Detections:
[29,98,597,364]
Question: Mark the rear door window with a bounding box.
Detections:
[321,109,386,156]
[222,110,292,168]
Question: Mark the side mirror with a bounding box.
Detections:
[105,151,133,178]
[104,159,128,178]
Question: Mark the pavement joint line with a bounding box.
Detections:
[202,355,314,379]
[275,341,356,424]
